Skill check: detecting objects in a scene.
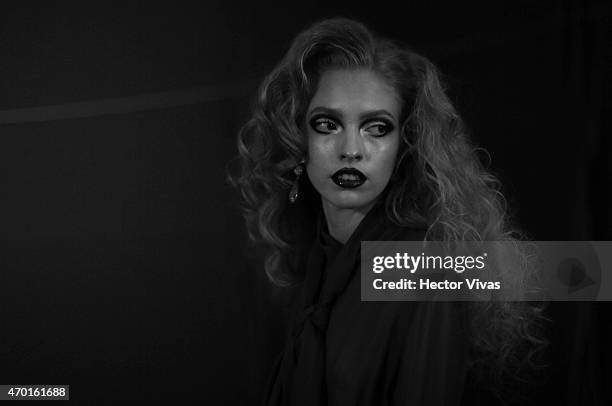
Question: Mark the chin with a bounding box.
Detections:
[324,189,379,211]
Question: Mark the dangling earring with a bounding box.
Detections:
[289,160,305,204]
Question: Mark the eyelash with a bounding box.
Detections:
[311,117,338,133]
[309,116,394,137]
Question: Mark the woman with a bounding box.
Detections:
[232,18,545,405]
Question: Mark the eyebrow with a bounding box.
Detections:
[308,106,396,122]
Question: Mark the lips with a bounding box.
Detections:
[331,168,367,189]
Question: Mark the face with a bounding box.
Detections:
[305,68,401,214]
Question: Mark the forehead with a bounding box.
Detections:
[308,68,400,116]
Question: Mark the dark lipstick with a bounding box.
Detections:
[331,168,367,189]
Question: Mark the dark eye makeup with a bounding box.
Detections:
[308,115,395,137]
[363,119,394,137]
[309,116,339,134]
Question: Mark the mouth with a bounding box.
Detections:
[331,168,367,189]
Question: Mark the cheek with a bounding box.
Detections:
[374,138,400,176]
[307,137,332,167]
[305,138,327,182]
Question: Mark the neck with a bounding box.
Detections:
[321,200,377,244]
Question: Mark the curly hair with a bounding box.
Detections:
[230,17,547,387]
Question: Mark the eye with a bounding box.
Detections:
[363,120,394,137]
[309,117,341,134]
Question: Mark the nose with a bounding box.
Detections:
[339,127,364,163]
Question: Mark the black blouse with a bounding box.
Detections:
[264,201,471,405]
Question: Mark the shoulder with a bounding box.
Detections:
[397,225,427,241]
[369,207,429,242]
[382,221,428,242]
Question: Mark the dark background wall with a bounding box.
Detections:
[0,1,609,404]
